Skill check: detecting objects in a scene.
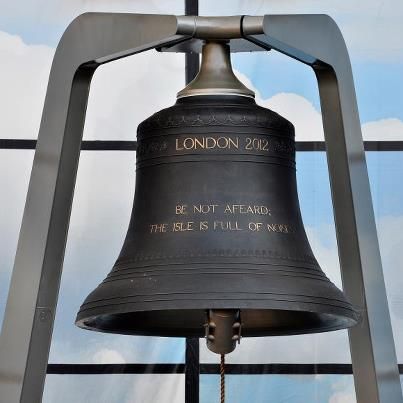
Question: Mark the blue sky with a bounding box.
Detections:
[1,1,403,402]
[233,52,403,124]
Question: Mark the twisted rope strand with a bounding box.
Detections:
[220,354,225,403]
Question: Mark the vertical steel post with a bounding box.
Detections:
[184,2,201,403]
[185,338,200,403]
[185,0,200,85]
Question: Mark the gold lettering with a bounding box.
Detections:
[217,137,228,149]
[150,223,168,233]
[266,223,292,233]
[200,221,209,231]
[194,137,205,149]
[267,224,277,232]
[183,138,195,150]
[248,222,263,231]
[213,221,242,231]
[193,204,218,214]
[175,204,187,215]
[232,205,240,214]
[239,205,247,214]
[172,221,194,232]
[224,204,271,215]
[175,136,240,151]
[224,205,232,214]
[175,138,183,150]
[205,137,216,149]
[254,206,270,215]
[228,137,239,149]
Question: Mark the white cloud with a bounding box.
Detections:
[235,70,325,141]
[201,328,352,364]
[306,215,403,335]
[275,95,403,141]
[237,69,403,141]
[83,50,184,140]
[0,151,34,335]
[0,0,184,36]
[125,375,184,403]
[262,92,325,141]
[92,348,126,364]
[362,118,403,141]
[201,0,403,62]
[0,28,185,141]
[43,372,184,403]
[328,377,356,403]
[0,31,53,139]
[329,392,356,403]
[49,327,185,365]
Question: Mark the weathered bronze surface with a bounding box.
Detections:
[76,92,359,337]
[177,41,254,98]
[76,41,358,347]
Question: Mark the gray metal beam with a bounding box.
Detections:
[0,13,188,403]
[243,14,402,403]
[184,2,201,403]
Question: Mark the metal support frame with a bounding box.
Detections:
[0,13,401,403]
[184,3,200,402]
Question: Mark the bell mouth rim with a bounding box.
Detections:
[76,304,360,339]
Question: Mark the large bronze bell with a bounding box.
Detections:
[76,41,359,354]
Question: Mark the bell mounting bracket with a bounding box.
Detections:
[0,13,401,403]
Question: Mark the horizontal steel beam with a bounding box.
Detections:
[1,139,403,152]
[176,15,263,39]
[46,363,403,376]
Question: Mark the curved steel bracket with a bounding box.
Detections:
[0,12,401,403]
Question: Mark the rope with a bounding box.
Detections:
[220,354,225,403]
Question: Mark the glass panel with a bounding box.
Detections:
[49,151,185,363]
[43,374,184,403]
[201,375,356,403]
[367,152,403,362]
[0,150,34,327]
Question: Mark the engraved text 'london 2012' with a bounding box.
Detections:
[176,136,271,152]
